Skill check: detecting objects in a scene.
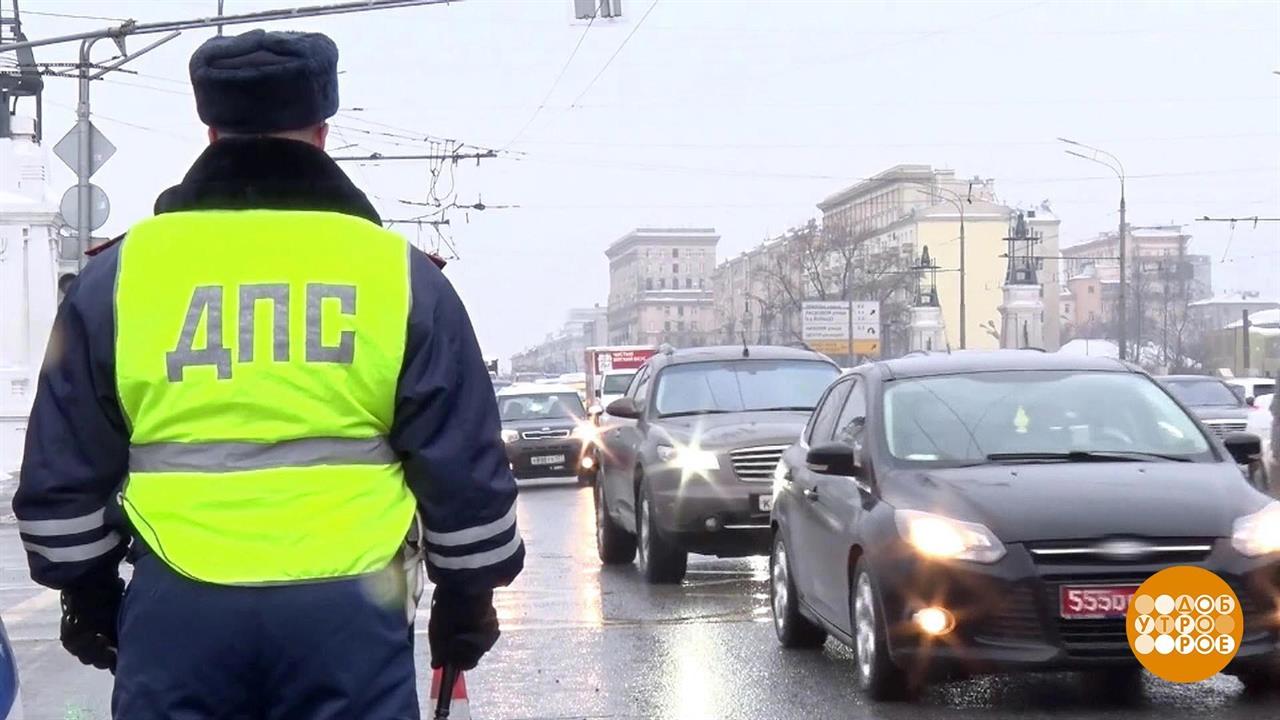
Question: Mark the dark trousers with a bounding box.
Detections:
[112,554,419,719]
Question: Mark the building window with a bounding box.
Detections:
[691,321,699,331]
[699,278,706,289]
[646,278,653,290]
[673,263,679,274]
[677,321,685,331]
[678,306,685,317]
[1087,286,1095,294]
[659,278,666,289]
[664,321,671,331]
[673,248,679,258]
[685,277,693,289]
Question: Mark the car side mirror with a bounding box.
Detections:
[806,441,860,477]
[1223,432,1262,465]
[606,397,641,420]
[1245,395,1256,408]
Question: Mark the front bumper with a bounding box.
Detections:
[869,541,1280,676]
[505,438,586,479]
[644,465,773,557]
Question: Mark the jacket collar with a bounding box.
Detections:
[154,137,381,224]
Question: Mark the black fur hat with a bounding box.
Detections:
[189,29,339,133]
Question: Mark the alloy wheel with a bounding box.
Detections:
[638,494,651,566]
[771,540,790,634]
[854,572,877,684]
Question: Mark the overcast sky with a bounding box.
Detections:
[16,0,1280,362]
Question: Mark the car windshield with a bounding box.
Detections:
[883,371,1212,464]
[1162,379,1242,407]
[498,393,586,422]
[602,372,636,394]
[653,359,838,416]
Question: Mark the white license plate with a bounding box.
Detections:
[756,494,773,512]
[530,454,566,466]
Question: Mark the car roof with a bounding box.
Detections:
[870,349,1136,380]
[652,344,835,367]
[1156,374,1228,383]
[497,383,583,396]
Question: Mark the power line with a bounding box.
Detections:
[20,10,130,22]
[569,0,660,108]
[331,150,499,163]
[503,7,597,150]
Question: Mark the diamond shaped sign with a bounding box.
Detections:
[53,122,116,178]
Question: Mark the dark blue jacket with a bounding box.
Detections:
[15,138,523,595]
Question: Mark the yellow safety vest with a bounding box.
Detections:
[115,210,417,585]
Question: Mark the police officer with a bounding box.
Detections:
[15,29,523,718]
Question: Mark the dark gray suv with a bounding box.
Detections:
[593,345,840,583]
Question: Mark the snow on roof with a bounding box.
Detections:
[1225,308,1280,329]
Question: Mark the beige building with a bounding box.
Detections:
[606,228,719,346]
[815,165,1059,351]
[713,231,802,344]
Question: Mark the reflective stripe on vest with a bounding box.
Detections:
[115,210,416,585]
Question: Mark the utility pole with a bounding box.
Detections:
[1061,138,1127,361]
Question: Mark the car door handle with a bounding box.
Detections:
[803,487,820,501]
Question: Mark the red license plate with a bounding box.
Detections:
[1059,585,1139,620]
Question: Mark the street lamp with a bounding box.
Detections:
[1060,137,1127,361]
[923,185,972,349]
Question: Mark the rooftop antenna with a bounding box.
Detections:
[740,331,750,358]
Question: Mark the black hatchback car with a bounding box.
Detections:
[770,351,1278,699]
[498,383,596,483]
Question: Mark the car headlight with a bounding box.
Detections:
[895,509,1006,563]
[572,423,599,443]
[1232,502,1280,557]
[501,428,520,444]
[657,444,720,473]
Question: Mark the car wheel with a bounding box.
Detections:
[595,479,636,565]
[851,559,914,701]
[636,479,687,584]
[771,533,826,648]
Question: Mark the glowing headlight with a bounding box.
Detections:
[572,423,599,443]
[1232,502,1280,557]
[500,428,520,444]
[895,510,1006,563]
[657,444,720,473]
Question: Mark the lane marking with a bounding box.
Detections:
[2,588,59,623]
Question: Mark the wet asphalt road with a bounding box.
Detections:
[3,481,1280,719]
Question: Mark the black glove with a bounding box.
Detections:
[428,588,499,671]
[60,576,125,673]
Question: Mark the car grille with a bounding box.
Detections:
[1203,420,1247,439]
[971,584,1045,644]
[729,445,789,481]
[1026,538,1214,565]
[521,429,571,440]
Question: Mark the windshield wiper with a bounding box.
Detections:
[660,409,731,418]
[752,406,814,412]
[985,450,1192,463]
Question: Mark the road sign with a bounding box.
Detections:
[802,301,850,343]
[59,185,110,232]
[53,122,116,177]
